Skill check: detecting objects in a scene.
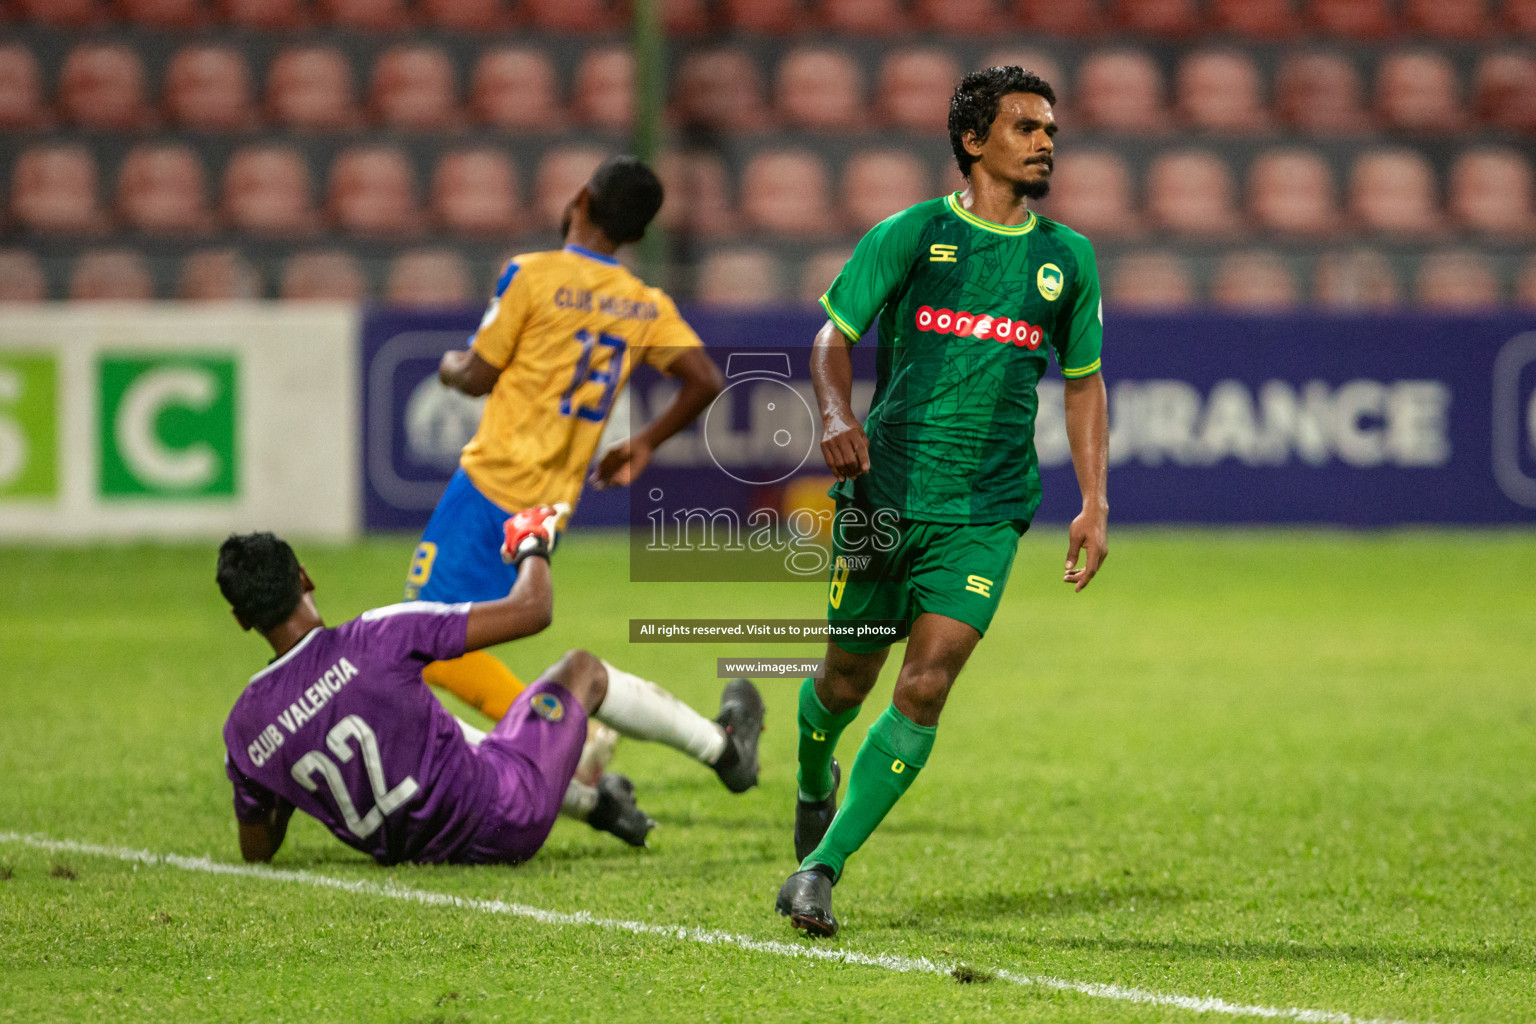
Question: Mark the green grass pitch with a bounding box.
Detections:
[2,528,1535,1023]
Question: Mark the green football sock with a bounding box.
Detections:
[802,702,936,881]
[797,677,861,802]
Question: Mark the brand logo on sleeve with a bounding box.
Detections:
[914,306,1042,350]
[965,574,993,597]
[928,244,959,263]
[531,692,565,722]
[1037,264,1063,301]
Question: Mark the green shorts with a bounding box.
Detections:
[826,501,1027,653]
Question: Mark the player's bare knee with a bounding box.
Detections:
[894,664,955,721]
[547,649,607,712]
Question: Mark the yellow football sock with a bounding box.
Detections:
[423,651,526,720]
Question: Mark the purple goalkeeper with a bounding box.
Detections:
[218,506,763,865]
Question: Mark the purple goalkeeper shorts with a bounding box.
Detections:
[459,680,587,864]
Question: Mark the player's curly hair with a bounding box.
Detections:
[217,532,303,633]
[949,66,1057,179]
[587,155,664,245]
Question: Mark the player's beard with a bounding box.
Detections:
[1018,158,1052,200]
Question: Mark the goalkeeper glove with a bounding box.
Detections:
[501,502,571,568]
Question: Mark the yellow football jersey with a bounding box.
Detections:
[460,245,702,514]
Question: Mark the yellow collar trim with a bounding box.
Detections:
[946,193,1037,236]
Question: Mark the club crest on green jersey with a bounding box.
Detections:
[1037,263,1064,301]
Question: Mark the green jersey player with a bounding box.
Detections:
[776,66,1111,937]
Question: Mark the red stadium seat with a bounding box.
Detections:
[1176,49,1271,133]
[385,249,473,308]
[1247,148,1339,237]
[662,0,712,33]
[421,0,508,30]
[655,150,734,238]
[267,46,359,131]
[0,44,48,130]
[69,249,154,301]
[1375,51,1464,132]
[1404,0,1490,36]
[1314,248,1402,309]
[60,43,151,130]
[223,145,319,236]
[318,0,409,30]
[1212,250,1300,310]
[1348,149,1443,236]
[695,248,782,307]
[532,147,606,231]
[1076,49,1164,133]
[116,143,214,235]
[1276,52,1372,134]
[1146,149,1244,237]
[521,0,613,32]
[741,149,835,238]
[1013,0,1106,35]
[220,0,305,28]
[0,250,46,303]
[914,0,1005,34]
[328,146,421,237]
[573,48,635,132]
[281,250,367,302]
[14,0,103,26]
[798,247,853,303]
[720,0,801,33]
[1209,0,1299,37]
[1473,53,1536,131]
[1416,249,1501,309]
[672,48,770,133]
[471,48,562,130]
[840,150,929,232]
[1038,149,1140,238]
[1508,0,1536,31]
[117,0,206,26]
[1449,148,1536,237]
[1106,251,1194,309]
[178,249,262,300]
[370,46,460,131]
[876,49,962,133]
[164,46,258,132]
[821,0,909,34]
[10,145,106,235]
[1110,0,1201,35]
[431,149,521,237]
[1306,0,1396,35]
[776,47,864,131]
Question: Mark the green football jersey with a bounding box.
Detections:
[820,192,1103,524]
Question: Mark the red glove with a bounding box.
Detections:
[501,502,570,567]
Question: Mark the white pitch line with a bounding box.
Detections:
[1,831,1429,1024]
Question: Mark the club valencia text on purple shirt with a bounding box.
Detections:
[222,601,500,865]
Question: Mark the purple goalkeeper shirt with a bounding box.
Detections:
[222,601,498,865]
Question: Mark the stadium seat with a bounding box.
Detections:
[1517,257,1536,307]
[1306,0,1396,35]
[673,48,770,133]
[0,250,46,303]
[59,43,151,130]
[913,0,1003,34]
[9,145,106,234]
[328,147,421,237]
[1276,52,1372,134]
[662,0,712,33]
[694,248,782,307]
[69,249,154,301]
[799,247,853,303]
[533,147,606,231]
[1449,148,1536,236]
[1375,51,1463,132]
[471,48,562,131]
[1176,49,1271,133]
[1247,149,1339,236]
[117,0,207,27]
[267,46,359,131]
[720,0,800,33]
[1211,250,1300,310]
[876,49,962,133]
[1105,251,1194,309]
[655,150,734,238]
[573,48,635,132]
[1404,0,1490,36]
[0,44,48,130]
[821,0,909,34]
[385,249,473,307]
[318,0,409,30]
[1313,248,1401,308]
[1415,249,1501,308]
[740,149,835,237]
[841,150,929,231]
[1110,0,1202,35]
[1145,149,1244,237]
[222,145,319,236]
[13,0,103,26]
[1508,0,1536,31]
[281,250,367,302]
[1473,53,1536,132]
[116,143,214,235]
[775,47,864,131]
[1348,149,1443,235]
[164,46,258,132]
[220,0,305,28]
[1037,149,1140,238]
[521,0,613,32]
[1209,0,1299,37]
[370,46,460,131]
[1013,0,1106,35]
[178,249,261,300]
[978,49,1065,99]
[421,0,508,29]
[1076,49,1164,133]
[431,149,521,237]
